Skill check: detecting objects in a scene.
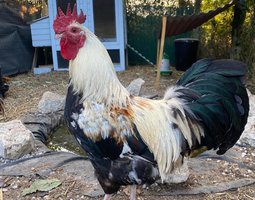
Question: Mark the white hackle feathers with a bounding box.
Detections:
[69,27,130,107]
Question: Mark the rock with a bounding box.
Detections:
[38,92,65,114]
[163,159,189,184]
[126,78,145,96]
[22,111,64,144]
[238,113,255,147]
[0,120,35,159]
[238,90,255,147]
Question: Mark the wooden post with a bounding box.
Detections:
[31,47,38,71]
[156,16,167,88]
[156,39,160,66]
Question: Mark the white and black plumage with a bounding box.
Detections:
[53,5,249,200]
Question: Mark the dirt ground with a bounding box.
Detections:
[0,65,255,199]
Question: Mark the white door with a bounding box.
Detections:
[91,0,125,71]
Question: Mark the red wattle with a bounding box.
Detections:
[60,39,80,60]
[60,35,85,60]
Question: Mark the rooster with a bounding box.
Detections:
[53,5,249,200]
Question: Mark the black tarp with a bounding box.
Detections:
[0,1,34,76]
[159,0,235,38]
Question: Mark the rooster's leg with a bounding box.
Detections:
[130,185,136,200]
[103,194,111,200]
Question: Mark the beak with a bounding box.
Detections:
[55,34,62,39]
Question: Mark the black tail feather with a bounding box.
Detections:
[177,58,249,155]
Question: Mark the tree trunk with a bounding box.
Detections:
[194,0,202,13]
[193,0,202,38]
[231,0,247,60]
[250,4,255,75]
[193,0,202,58]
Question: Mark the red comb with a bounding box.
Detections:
[53,3,86,34]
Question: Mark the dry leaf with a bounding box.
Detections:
[22,178,62,196]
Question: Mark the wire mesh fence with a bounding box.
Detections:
[126,3,194,66]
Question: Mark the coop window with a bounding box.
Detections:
[56,0,76,14]
[57,51,69,69]
[93,0,116,41]
[107,50,120,64]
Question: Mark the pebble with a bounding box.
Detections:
[11,183,18,189]
[43,195,51,200]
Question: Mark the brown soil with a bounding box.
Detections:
[0,65,254,199]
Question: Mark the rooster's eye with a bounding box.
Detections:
[71,27,78,33]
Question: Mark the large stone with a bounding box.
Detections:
[163,159,190,183]
[38,91,65,114]
[126,78,145,96]
[0,120,35,159]
[21,111,64,144]
[238,90,255,147]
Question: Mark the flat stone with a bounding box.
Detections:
[38,91,65,114]
[0,120,35,159]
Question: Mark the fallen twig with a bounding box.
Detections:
[0,188,3,200]
[64,181,76,196]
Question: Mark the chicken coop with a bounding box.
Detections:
[30,0,127,71]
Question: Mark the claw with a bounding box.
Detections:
[130,185,136,200]
[103,194,111,200]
